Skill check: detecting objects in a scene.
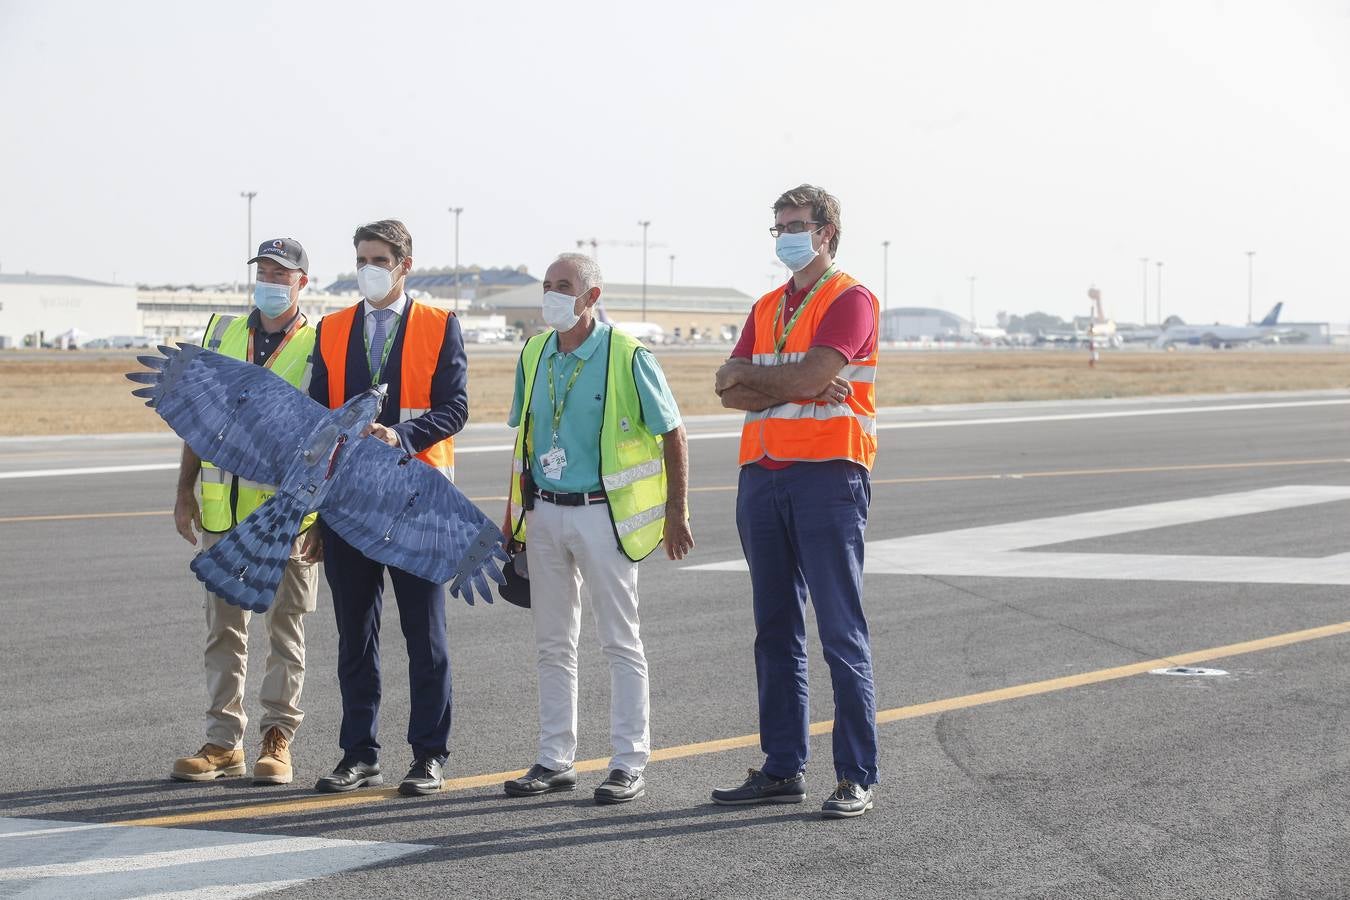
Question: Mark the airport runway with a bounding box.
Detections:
[2,390,1349,899]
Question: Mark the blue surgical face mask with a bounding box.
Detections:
[253,281,294,317]
[775,228,820,272]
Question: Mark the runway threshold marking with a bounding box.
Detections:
[114,617,1350,829]
[3,457,1346,525]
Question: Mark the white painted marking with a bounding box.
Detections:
[0,817,425,899]
[688,485,1350,585]
[6,397,1345,480]
[0,463,179,480]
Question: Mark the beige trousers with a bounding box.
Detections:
[200,529,319,749]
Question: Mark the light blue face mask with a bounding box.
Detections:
[253,281,294,317]
[775,228,820,272]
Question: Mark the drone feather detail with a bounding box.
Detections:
[127,343,506,611]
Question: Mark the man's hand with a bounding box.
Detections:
[714,358,751,395]
[809,375,852,404]
[297,527,323,564]
[174,489,201,546]
[663,505,694,560]
[361,422,402,448]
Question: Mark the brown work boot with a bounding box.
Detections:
[171,744,245,782]
[253,727,293,785]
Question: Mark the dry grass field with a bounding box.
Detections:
[1,348,1347,437]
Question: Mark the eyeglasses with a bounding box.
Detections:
[768,221,821,238]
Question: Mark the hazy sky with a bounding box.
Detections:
[2,0,1347,326]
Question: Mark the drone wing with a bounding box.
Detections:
[127,343,328,486]
[318,437,508,604]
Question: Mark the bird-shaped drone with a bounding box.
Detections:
[127,343,508,611]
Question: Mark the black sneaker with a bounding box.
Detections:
[398,756,445,796]
[820,779,874,819]
[594,769,645,805]
[504,764,578,797]
[711,768,807,805]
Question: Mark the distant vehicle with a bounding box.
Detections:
[1153,303,1291,348]
[612,322,666,345]
[972,326,1008,345]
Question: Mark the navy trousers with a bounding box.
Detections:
[736,459,879,786]
[320,521,452,765]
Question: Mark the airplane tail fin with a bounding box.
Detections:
[190,493,307,613]
[1258,302,1282,326]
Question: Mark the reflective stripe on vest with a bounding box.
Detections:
[199,313,318,533]
[318,301,457,481]
[508,327,669,561]
[737,271,880,470]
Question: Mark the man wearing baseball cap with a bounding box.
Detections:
[169,238,322,786]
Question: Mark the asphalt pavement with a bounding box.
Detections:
[2,390,1349,899]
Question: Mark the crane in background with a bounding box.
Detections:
[574,237,669,261]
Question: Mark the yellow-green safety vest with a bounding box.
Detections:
[199,313,318,534]
[509,327,668,561]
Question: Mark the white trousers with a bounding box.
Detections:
[526,500,650,775]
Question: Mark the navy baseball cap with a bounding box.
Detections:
[248,237,309,273]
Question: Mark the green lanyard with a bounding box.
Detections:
[773,265,838,358]
[364,312,400,385]
[546,351,586,448]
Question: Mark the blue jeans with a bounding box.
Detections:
[736,460,879,786]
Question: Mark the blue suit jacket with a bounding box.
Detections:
[309,298,469,454]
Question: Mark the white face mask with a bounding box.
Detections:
[542,290,583,331]
[357,264,396,303]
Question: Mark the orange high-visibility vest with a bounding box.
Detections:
[737,270,879,470]
[318,301,456,479]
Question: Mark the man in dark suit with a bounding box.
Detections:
[308,219,469,796]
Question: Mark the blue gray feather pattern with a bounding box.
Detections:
[128,343,507,611]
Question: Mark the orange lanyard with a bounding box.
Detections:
[247,316,303,370]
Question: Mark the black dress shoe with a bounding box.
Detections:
[398,756,445,796]
[594,768,645,805]
[504,764,578,797]
[314,758,382,794]
[710,768,806,805]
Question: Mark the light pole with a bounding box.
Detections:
[638,220,651,320]
[1245,250,1256,323]
[668,254,675,286]
[449,207,463,308]
[240,191,257,295]
[968,275,976,331]
[1139,257,1149,324]
[1156,261,1164,324]
[881,240,890,314]
[881,241,891,342]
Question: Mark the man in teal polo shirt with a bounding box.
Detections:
[502,252,693,805]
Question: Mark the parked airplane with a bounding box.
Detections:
[1153,303,1291,348]
[612,321,667,344]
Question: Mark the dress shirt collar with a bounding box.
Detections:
[547,320,608,361]
[363,291,410,321]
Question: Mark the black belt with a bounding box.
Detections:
[534,488,608,507]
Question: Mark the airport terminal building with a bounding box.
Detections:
[0,274,140,349]
[0,268,755,348]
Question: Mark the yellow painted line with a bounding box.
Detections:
[114,617,1350,829]
[5,457,1345,524]
[0,510,168,524]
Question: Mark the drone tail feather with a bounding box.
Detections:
[190,492,309,613]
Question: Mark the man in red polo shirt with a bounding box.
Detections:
[712,184,881,819]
